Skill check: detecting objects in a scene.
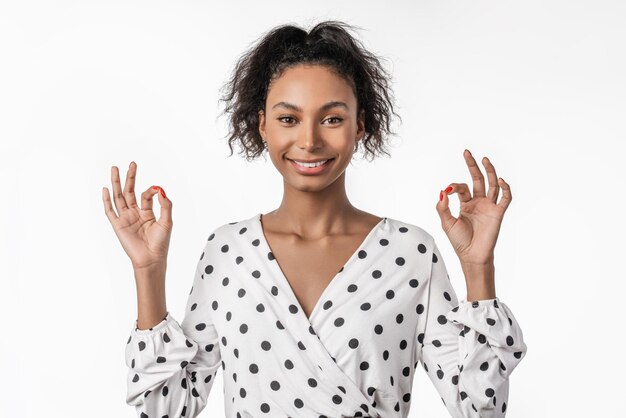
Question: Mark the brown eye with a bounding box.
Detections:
[278,116,296,124]
[325,117,344,124]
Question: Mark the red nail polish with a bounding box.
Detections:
[160,188,166,198]
[444,186,453,194]
[439,190,443,201]
[152,186,160,191]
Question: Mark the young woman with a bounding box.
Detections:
[103,20,527,418]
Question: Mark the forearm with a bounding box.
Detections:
[134,263,168,330]
[461,262,496,301]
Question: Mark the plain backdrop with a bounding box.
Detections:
[1,1,624,417]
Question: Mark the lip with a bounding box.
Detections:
[287,158,332,163]
[287,158,335,175]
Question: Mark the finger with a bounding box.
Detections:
[155,186,173,227]
[140,186,160,215]
[464,149,486,198]
[102,187,119,222]
[481,156,500,204]
[123,161,139,209]
[496,177,512,211]
[111,166,128,214]
[436,188,457,232]
[445,182,472,203]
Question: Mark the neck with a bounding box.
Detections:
[269,172,360,236]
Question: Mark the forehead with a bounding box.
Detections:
[266,64,356,110]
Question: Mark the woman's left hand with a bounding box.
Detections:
[435,149,512,266]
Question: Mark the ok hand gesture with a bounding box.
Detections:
[102,161,173,271]
[436,149,512,267]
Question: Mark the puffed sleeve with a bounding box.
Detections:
[415,239,527,418]
[124,234,222,418]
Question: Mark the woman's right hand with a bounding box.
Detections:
[102,161,173,271]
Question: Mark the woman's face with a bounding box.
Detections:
[258,64,365,192]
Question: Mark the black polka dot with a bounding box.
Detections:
[124,215,527,417]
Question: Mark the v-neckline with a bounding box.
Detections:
[254,212,387,323]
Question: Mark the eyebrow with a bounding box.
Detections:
[271,100,349,112]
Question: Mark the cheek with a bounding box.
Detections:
[268,151,284,168]
[268,151,294,177]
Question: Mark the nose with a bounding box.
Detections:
[297,119,323,152]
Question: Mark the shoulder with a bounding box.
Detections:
[194,213,260,268]
[384,216,436,250]
[382,217,440,275]
[202,212,261,246]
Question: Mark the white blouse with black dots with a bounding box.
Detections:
[125,212,527,418]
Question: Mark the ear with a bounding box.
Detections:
[258,109,266,140]
[356,109,365,141]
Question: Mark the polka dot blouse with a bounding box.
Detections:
[125,212,527,417]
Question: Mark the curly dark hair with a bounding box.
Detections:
[217,20,401,162]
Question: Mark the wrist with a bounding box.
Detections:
[460,261,494,279]
[461,262,496,301]
[133,262,167,279]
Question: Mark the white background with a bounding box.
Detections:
[1,1,624,417]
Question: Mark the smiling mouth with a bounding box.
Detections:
[288,158,334,167]
[287,158,335,174]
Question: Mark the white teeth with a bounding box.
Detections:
[293,159,329,168]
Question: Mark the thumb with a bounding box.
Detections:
[436,189,456,232]
[155,186,173,227]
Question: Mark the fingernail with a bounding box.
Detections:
[439,190,444,201]
[160,188,166,198]
[444,186,453,194]
[152,186,160,191]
